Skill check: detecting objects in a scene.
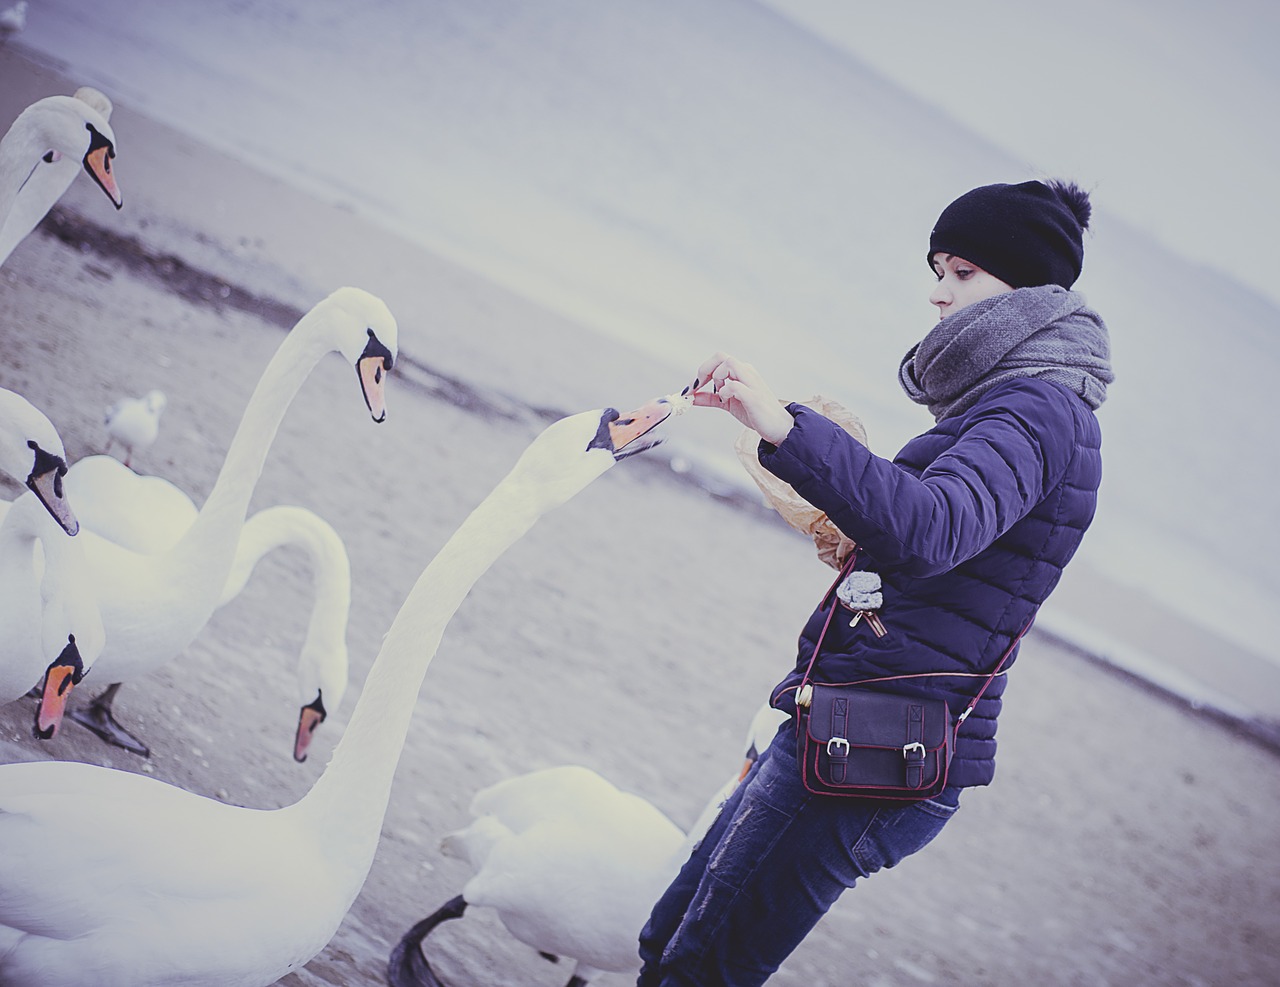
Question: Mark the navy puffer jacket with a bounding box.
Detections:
[761,376,1102,787]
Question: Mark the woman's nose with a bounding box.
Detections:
[929,280,950,309]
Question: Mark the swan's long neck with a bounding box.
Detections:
[169,317,335,594]
[297,474,546,857]
[218,505,350,679]
[218,505,348,606]
[0,121,32,226]
[0,494,42,606]
[0,496,91,675]
[0,117,71,267]
[0,125,42,265]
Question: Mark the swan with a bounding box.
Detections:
[219,504,352,762]
[0,2,26,43]
[64,453,353,760]
[0,87,122,268]
[0,387,78,536]
[0,389,102,739]
[387,703,789,987]
[0,492,106,741]
[102,389,166,467]
[0,392,681,986]
[61,286,396,757]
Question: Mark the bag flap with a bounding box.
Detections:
[806,686,951,749]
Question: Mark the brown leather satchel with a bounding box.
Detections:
[794,554,1027,801]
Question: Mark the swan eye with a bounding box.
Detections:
[42,150,57,163]
[303,694,326,726]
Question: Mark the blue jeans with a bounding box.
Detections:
[637,722,961,986]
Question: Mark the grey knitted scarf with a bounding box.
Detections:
[898,285,1113,421]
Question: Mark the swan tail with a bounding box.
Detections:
[387,894,467,987]
[440,814,508,867]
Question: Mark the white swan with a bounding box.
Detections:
[0,387,78,536]
[63,455,352,760]
[0,491,106,741]
[0,87,122,268]
[387,703,789,987]
[102,389,165,467]
[63,286,396,757]
[0,2,26,43]
[220,504,352,762]
[0,388,104,739]
[0,394,680,986]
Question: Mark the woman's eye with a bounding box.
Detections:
[955,268,974,280]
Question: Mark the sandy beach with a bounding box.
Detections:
[2,45,1279,987]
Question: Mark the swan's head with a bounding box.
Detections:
[0,389,78,535]
[318,287,398,423]
[33,634,88,741]
[505,392,689,503]
[17,90,123,210]
[292,646,348,763]
[293,692,326,763]
[80,119,122,209]
[144,389,167,414]
[71,88,120,209]
[595,391,691,461]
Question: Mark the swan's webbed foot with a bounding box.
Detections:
[387,894,467,987]
[68,685,151,757]
[537,951,592,987]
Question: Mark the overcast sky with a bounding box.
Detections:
[761,0,1280,308]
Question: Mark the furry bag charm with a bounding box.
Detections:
[835,569,886,636]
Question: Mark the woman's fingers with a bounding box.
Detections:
[687,358,794,444]
[692,378,755,426]
[692,351,731,390]
[689,353,759,395]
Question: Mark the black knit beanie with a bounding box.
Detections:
[927,179,1092,289]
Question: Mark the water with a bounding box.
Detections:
[13,0,1279,668]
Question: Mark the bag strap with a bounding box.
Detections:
[954,623,1030,727]
[796,550,1033,727]
[797,550,859,689]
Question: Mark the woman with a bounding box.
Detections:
[638,179,1113,985]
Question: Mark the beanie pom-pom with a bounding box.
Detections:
[1048,179,1092,231]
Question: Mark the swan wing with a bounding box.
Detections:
[0,762,339,985]
[65,455,196,553]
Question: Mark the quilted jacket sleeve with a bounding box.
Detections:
[758,379,1082,577]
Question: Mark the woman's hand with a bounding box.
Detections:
[690,352,795,445]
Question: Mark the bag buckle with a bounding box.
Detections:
[826,737,850,757]
[902,741,926,762]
